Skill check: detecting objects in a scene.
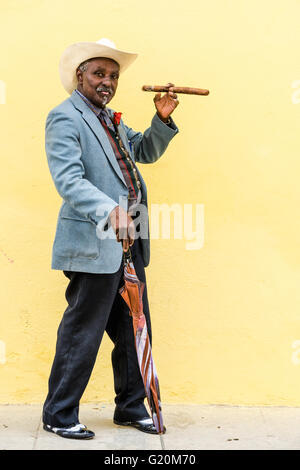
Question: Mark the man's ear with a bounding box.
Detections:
[76,68,83,85]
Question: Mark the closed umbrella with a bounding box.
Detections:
[119,249,165,448]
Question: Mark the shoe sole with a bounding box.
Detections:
[113,419,166,435]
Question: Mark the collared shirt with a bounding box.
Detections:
[75,89,115,132]
[75,89,142,212]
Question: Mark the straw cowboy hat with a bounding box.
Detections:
[59,38,138,95]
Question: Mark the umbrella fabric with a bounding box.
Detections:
[119,253,164,435]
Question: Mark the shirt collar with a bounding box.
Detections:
[75,89,105,117]
[75,89,115,131]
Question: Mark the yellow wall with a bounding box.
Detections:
[1,0,300,406]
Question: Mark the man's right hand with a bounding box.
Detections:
[109,205,135,252]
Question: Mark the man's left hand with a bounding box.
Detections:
[153,82,179,123]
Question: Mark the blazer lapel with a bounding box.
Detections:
[69,91,126,187]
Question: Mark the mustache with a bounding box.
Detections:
[96,86,113,94]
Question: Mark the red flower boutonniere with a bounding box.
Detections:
[113,112,122,126]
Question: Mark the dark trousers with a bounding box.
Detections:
[42,239,152,428]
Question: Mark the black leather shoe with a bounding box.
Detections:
[113,417,166,435]
[43,423,95,440]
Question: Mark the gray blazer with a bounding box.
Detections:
[45,90,178,273]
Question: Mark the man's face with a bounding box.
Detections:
[76,57,120,108]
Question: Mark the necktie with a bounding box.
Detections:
[98,109,115,133]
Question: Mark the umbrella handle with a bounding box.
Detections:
[123,247,132,265]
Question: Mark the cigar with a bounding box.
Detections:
[142,85,209,96]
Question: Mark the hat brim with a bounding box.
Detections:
[59,42,138,95]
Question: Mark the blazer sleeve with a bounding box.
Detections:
[122,113,179,164]
[45,110,118,227]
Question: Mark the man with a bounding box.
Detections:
[43,38,179,440]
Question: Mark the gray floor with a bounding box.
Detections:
[1,403,300,450]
